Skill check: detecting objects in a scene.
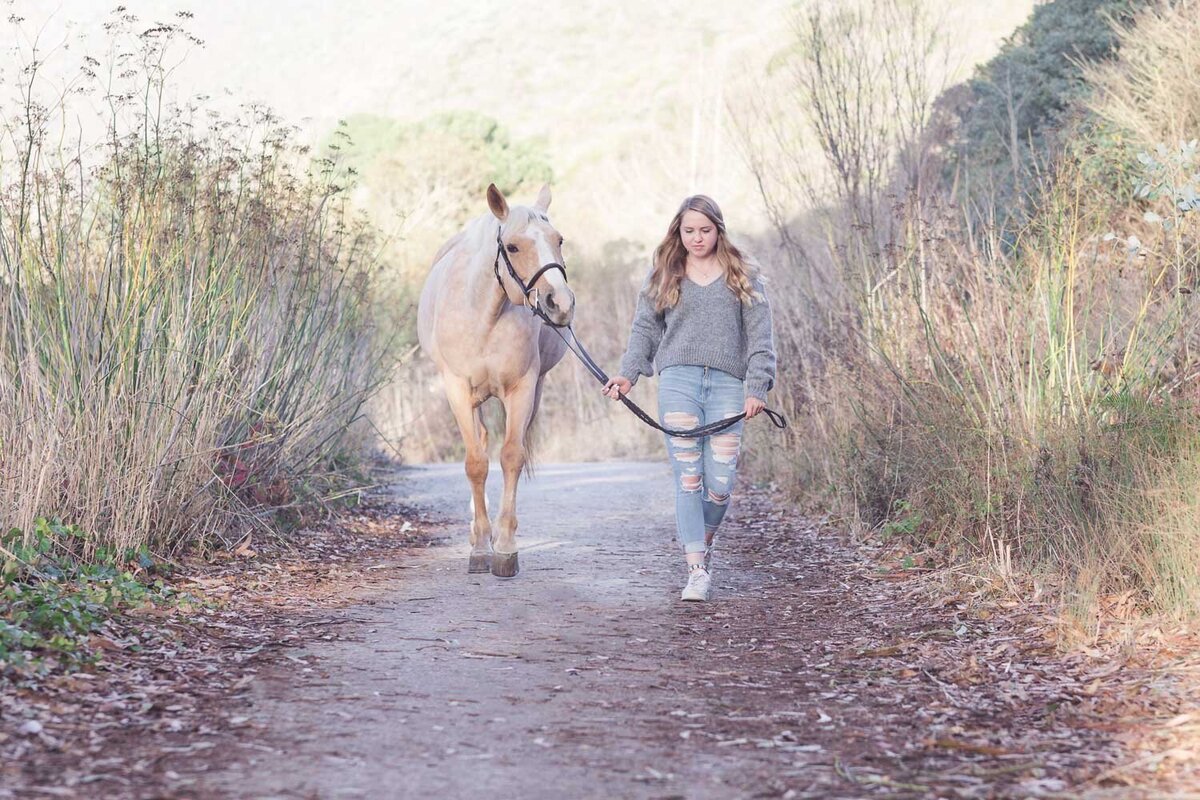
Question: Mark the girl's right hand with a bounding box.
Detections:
[602,376,632,400]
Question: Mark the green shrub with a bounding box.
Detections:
[945,0,1149,224]
[1,522,184,676]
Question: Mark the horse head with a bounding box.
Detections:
[487,183,575,328]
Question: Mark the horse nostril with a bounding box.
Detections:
[545,293,558,311]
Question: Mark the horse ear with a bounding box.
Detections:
[534,183,552,212]
[486,183,509,222]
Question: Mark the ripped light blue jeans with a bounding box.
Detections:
[657,365,745,554]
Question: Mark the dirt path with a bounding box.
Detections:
[192,462,1177,799]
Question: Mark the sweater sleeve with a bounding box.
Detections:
[617,274,665,386]
[743,278,776,401]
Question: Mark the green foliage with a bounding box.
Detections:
[947,0,1149,220]
[1,521,181,676]
[1067,114,1144,211]
[319,110,554,303]
[1134,139,1200,213]
[880,499,924,540]
[2,519,80,582]
[328,110,552,209]
[424,111,553,194]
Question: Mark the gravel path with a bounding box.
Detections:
[209,461,767,799]
[200,462,1131,799]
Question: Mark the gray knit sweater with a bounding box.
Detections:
[617,271,777,400]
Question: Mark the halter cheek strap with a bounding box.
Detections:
[493,227,569,326]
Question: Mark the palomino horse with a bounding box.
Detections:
[417,183,575,577]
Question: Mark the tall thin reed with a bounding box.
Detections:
[0,18,392,561]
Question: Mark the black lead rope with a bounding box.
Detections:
[493,231,788,440]
[552,324,787,439]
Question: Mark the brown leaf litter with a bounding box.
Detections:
[1,490,446,799]
[4,480,1200,798]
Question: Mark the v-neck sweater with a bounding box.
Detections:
[617,271,776,401]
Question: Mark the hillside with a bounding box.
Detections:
[23,0,1035,251]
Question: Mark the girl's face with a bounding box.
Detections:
[680,209,718,258]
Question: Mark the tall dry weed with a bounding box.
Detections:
[738,0,1200,619]
[0,17,392,561]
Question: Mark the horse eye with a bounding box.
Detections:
[506,244,519,254]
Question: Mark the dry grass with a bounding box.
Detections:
[0,21,392,561]
[743,0,1200,621]
[1082,0,1200,150]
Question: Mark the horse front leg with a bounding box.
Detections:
[492,377,538,577]
[443,376,492,573]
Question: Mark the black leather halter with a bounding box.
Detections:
[493,227,568,327]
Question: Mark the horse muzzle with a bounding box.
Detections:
[539,286,575,327]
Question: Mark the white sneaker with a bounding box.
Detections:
[681,567,711,602]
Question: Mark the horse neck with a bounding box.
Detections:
[465,219,509,321]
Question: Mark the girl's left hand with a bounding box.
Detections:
[744,396,765,419]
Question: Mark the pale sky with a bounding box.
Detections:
[13,2,790,142]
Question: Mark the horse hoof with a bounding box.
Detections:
[491,551,519,578]
[468,552,492,573]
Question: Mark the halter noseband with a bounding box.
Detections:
[493,227,569,326]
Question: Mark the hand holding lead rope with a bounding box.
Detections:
[602,376,632,399]
[561,326,785,439]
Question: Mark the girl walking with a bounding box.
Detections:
[603,195,776,602]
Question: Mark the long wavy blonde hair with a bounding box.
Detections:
[645,195,761,312]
